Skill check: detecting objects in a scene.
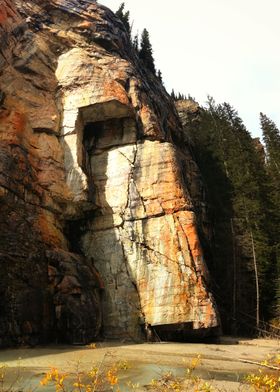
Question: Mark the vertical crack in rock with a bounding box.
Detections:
[121,142,138,220]
[173,213,199,276]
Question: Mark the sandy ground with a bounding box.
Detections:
[0,337,279,391]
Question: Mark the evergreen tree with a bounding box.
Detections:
[260,113,280,181]
[175,92,187,100]
[157,69,163,84]
[132,34,139,52]
[139,28,156,74]
[260,113,280,318]
[115,2,131,37]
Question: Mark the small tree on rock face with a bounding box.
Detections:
[157,69,163,84]
[139,28,156,74]
[132,33,139,52]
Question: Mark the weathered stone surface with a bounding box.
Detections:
[0,0,219,345]
[46,249,102,344]
[82,126,218,338]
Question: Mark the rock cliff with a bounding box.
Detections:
[0,0,219,346]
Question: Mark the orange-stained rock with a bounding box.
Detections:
[0,0,220,346]
[103,80,130,106]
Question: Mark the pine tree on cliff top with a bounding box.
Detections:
[116,2,131,37]
[139,28,156,74]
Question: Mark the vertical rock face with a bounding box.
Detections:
[0,0,219,345]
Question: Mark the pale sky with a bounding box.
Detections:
[100,0,280,137]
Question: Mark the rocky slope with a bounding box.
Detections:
[0,0,219,346]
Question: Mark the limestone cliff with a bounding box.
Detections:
[0,0,219,346]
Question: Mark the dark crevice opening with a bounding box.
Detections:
[82,121,104,202]
[153,323,221,343]
[64,218,87,254]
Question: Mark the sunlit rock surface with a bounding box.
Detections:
[0,0,219,346]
